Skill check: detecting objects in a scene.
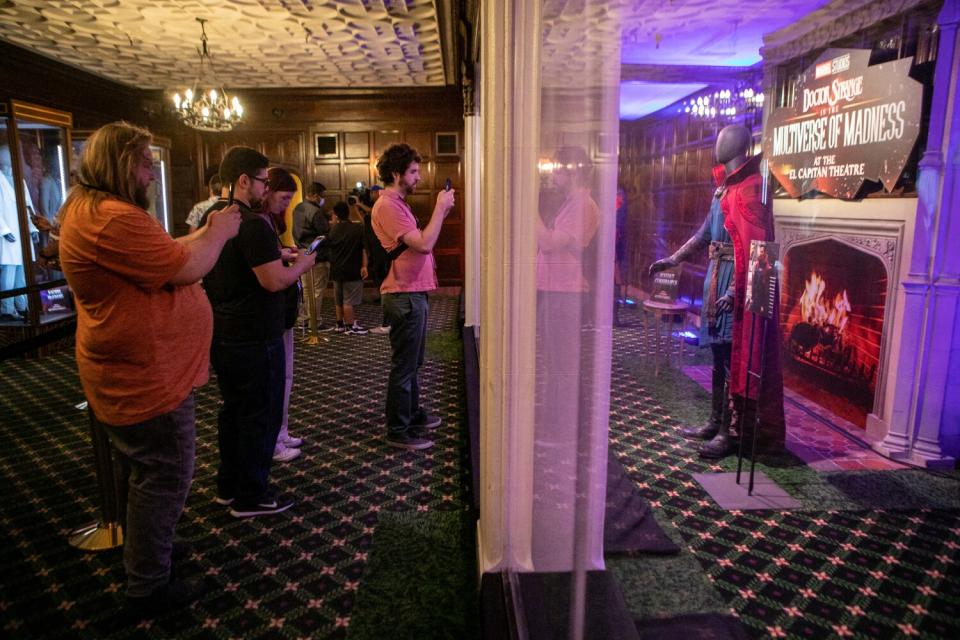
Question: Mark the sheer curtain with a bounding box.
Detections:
[478,1,622,635]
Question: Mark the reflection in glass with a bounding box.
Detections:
[529,0,621,583]
[145,144,172,232]
[0,120,29,321]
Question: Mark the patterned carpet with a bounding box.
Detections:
[0,296,469,639]
[2,299,958,639]
[608,309,960,639]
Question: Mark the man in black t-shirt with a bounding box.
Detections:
[201,147,316,518]
[327,201,368,334]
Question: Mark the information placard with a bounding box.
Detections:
[763,49,922,200]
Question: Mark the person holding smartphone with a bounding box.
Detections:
[371,144,455,450]
[201,147,317,519]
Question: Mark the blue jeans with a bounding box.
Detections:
[382,292,429,435]
[211,337,285,505]
[99,395,196,597]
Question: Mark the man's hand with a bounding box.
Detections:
[648,257,677,277]
[32,216,54,232]
[207,205,242,241]
[293,249,318,268]
[280,247,299,263]
[361,265,368,280]
[3,233,14,242]
[435,188,455,217]
[716,293,733,314]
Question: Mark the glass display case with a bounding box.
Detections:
[0,100,75,329]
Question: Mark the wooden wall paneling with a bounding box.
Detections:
[374,130,402,156]
[403,131,433,159]
[314,163,341,192]
[418,156,436,188]
[343,131,370,159]
[343,163,371,193]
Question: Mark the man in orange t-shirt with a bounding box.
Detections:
[59,122,240,617]
[372,144,455,450]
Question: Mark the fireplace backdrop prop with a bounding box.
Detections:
[781,238,887,427]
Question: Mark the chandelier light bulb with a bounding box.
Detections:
[201,106,210,117]
[173,93,181,108]
[224,108,231,119]
[185,88,193,101]
[210,89,218,102]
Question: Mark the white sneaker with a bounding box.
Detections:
[273,444,301,462]
[370,325,390,334]
[282,435,303,448]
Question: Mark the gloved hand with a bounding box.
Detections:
[716,293,733,314]
[3,233,15,243]
[648,257,677,277]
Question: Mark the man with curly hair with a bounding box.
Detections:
[371,144,455,450]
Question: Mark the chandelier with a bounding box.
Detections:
[678,85,764,123]
[171,18,243,132]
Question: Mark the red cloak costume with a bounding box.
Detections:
[720,154,785,446]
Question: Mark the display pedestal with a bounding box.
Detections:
[692,472,800,510]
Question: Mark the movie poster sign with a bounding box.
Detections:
[763,48,922,200]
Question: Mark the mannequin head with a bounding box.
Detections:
[715,125,752,173]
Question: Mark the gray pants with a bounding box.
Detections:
[99,395,196,597]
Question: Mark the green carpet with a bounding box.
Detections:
[347,510,479,640]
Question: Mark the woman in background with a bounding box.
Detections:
[261,167,304,462]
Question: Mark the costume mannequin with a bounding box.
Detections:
[0,146,28,319]
[649,163,735,456]
[714,125,785,455]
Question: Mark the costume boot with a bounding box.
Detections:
[682,344,728,440]
[681,373,724,440]
[698,395,737,459]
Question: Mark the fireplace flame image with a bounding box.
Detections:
[798,271,851,338]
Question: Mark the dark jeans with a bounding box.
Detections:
[382,292,429,435]
[211,337,285,505]
[99,395,196,597]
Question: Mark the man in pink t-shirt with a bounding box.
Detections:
[372,144,455,450]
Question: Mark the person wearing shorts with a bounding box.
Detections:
[327,201,368,334]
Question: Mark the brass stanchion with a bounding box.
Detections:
[301,266,327,345]
[68,409,124,551]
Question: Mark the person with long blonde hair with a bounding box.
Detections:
[58,121,241,617]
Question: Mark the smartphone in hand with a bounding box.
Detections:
[444,178,452,191]
[305,236,325,254]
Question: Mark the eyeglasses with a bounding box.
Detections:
[248,174,269,185]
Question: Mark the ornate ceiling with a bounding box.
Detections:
[0,0,453,89]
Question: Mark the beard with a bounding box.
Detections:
[134,183,151,210]
[248,195,263,210]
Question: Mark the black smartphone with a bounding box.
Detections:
[305,235,325,254]
[227,182,235,205]
[444,178,452,191]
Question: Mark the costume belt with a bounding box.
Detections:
[708,241,734,260]
[705,242,734,325]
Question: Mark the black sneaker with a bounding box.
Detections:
[229,497,294,518]
[124,578,204,619]
[386,431,434,450]
[346,323,368,335]
[412,413,442,430]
